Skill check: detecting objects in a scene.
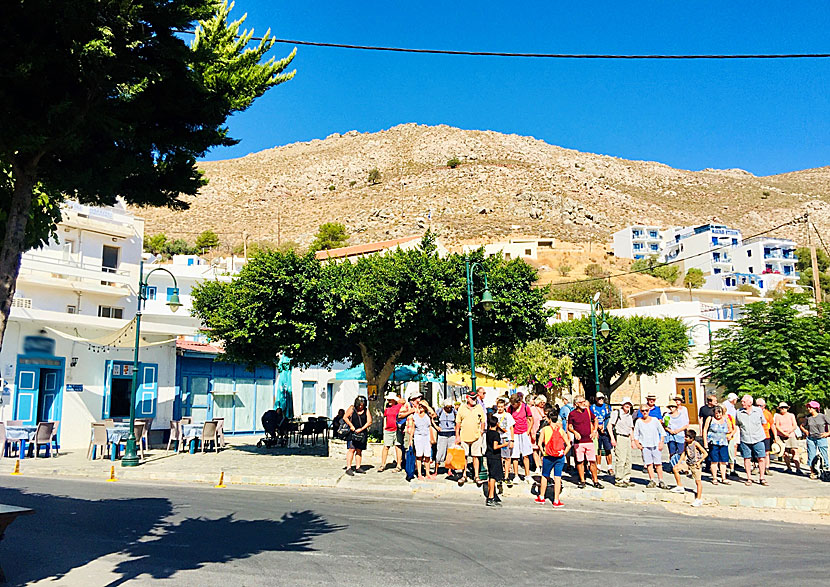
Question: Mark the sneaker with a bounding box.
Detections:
[626,481,636,488]
[518,475,526,482]
[614,481,628,488]
[552,500,565,508]
[494,493,502,503]
[345,468,354,476]
[493,499,503,507]
[457,477,466,486]
[534,496,546,504]
[577,481,586,489]
[691,499,703,508]
[646,480,656,489]
[593,481,604,489]
[657,481,668,489]
[671,485,685,494]
[505,479,514,488]
[354,468,365,474]
[485,498,497,507]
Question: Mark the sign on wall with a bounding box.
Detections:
[23,336,56,356]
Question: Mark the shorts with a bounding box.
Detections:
[414,434,431,458]
[487,455,504,481]
[511,432,533,458]
[461,436,484,458]
[709,444,729,463]
[763,437,772,453]
[739,440,766,460]
[641,446,662,466]
[383,430,397,447]
[395,429,405,446]
[688,463,702,481]
[574,442,597,463]
[597,433,613,456]
[500,435,512,459]
[541,455,565,478]
[435,434,455,465]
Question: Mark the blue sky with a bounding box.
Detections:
[203,1,830,176]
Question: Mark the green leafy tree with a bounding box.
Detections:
[483,339,573,394]
[548,279,624,309]
[144,233,169,255]
[584,263,610,278]
[193,233,549,400]
[310,222,349,252]
[796,247,829,273]
[706,294,830,410]
[631,256,679,283]
[550,315,689,399]
[683,268,705,298]
[0,0,295,350]
[368,167,382,185]
[164,239,197,257]
[735,284,761,297]
[195,230,220,250]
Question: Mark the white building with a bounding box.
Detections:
[662,224,742,276]
[612,225,663,260]
[1,202,184,449]
[462,240,538,261]
[707,236,799,296]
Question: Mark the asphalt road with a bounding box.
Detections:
[0,477,827,586]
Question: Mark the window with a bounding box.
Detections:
[64,239,75,254]
[504,253,511,260]
[102,245,119,273]
[187,258,194,266]
[649,244,658,251]
[98,305,124,319]
[145,286,157,300]
[711,237,718,245]
[301,381,316,414]
[633,243,643,250]
[649,231,658,238]
[713,252,720,261]
[747,250,752,257]
[66,305,77,314]
[758,280,764,288]
[732,238,738,245]
[713,268,721,274]
[748,266,754,274]
[525,249,532,256]
[567,312,574,320]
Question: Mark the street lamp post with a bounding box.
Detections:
[589,292,611,397]
[465,258,494,394]
[122,261,182,467]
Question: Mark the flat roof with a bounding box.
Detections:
[627,287,752,299]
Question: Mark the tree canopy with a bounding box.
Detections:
[550,314,689,399]
[0,0,295,350]
[482,339,573,394]
[195,230,220,250]
[310,222,349,252]
[548,278,624,309]
[192,235,549,394]
[706,294,830,409]
[683,268,705,293]
[631,256,680,284]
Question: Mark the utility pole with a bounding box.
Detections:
[277,207,282,247]
[808,214,822,309]
[242,231,248,261]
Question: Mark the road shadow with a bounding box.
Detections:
[0,485,344,585]
[233,442,330,457]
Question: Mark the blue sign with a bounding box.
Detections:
[23,336,56,356]
[67,384,84,392]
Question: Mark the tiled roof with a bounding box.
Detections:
[176,339,224,354]
[314,235,421,260]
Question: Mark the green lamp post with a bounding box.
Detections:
[122,261,182,467]
[465,258,494,394]
[589,291,611,397]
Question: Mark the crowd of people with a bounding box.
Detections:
[336,387,830,508]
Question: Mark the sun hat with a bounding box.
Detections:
[442,398,454,407]
[385,392,400,401]
[408,390,422,400]
[620,397,633,406]
[777,402,789,409]
[727,393,738,401]
[807,400,821,409]
[770,441,785,457]
[755,398,766,407]
[646,393,657,400]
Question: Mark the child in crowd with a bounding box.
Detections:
[494,398,515,488]
[672,429,709,507]
[535,408,571,508]
[485,415,507,507]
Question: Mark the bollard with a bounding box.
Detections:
[10,460,21,476]
[214,471,227,488]
[106,465,118,482]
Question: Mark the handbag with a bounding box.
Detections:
[337,422,352,438]
[351,430,367,444]
[404,445,417,481]
[445,446,466,471]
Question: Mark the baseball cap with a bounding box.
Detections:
[755,398,766,407]
[620,397,632,406]
[727,393,738,401]
[596,392,605,399]
[807,400,821,409]
[466,389,478,398]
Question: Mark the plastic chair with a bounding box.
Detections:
[180,417,192,425]
[88,423,109,460]
[201,421,219,453]
[6,420,22,427]
[312,419,328,444]
[166,420,182,452]
[137,418,153,451]
[119,422,145,460]
[0,422,6,459]
[50,420,60,455]
[298,421,315,445]
[31,422,55,458]
[212,418,225,449]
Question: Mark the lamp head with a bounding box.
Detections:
[592,291,601,303]
[599,320,611,339]
[166,289,183,313]
[480,288,494,311]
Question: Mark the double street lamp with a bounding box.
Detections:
[465,259,494,393]
[122,261,182,467]
[589,292,611,396]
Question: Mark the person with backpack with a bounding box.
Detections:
[508,393,534,483]
[591,392,614,478]
[608,397,635,487]
[535,408,571,508]
[434,398,457,476]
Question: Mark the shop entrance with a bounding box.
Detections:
[109,378,133,418]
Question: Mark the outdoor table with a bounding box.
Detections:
[0,504,34,583]
[181,423,204,453]
[90,424,131,461]
[4,426,37,460]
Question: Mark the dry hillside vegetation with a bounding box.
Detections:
[135,124,830,249]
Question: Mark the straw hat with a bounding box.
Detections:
[770,440,785,457]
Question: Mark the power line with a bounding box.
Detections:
[813,222,830,258]
[175,30,830,60]
[548,214,808,288]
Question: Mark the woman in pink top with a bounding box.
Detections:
[529,395,547,470]
[773,402,801,474]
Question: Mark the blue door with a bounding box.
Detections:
[327,383,334,418]
[14,368,40,426]
[39,369,60,422]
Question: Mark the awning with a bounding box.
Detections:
[43,318,175,349]
[446,370,511,389]
[335,364,443,383]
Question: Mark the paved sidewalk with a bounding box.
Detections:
[5,437,830,514]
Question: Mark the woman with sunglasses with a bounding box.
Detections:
[773,402,801,474]
[344,395,372,475]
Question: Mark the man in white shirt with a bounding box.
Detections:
[633,403,668,489]
[724,392,740,477]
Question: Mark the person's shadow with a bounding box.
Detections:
[0,486,344,585]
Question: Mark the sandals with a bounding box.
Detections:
[744,479,753,486]
[711,479,719,485]
[720,479,731,485]
[759,479,769,486]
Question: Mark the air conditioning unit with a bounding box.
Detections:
[11,297,32,309]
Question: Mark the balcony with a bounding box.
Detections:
[18,248,132,295]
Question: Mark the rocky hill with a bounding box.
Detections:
[135,124,830,249]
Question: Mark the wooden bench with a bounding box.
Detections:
[0,505,34,583]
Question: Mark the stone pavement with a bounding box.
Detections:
[5,436,830,514]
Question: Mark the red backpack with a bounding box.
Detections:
[544,426,566,457]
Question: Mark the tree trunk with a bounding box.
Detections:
[358,342,401,433]
[0,161,37,353]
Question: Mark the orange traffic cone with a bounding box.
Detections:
[214,471,227,488]
[106,465,118,482]
[10,460,21,475]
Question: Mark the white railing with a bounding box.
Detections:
[11,297,32,309]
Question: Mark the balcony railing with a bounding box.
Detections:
[20,249,131,286]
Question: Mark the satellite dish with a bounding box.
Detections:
[592,292,601,303]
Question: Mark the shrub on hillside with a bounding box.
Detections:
[548,279,624,309]
[557,264,572,277]
[584,263,610,278]
[447,157,461,169]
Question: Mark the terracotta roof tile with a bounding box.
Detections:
[314,235,421,260]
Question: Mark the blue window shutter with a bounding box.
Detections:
[14,368,40,426]
[102,360,113,418]
[136,363,158,417]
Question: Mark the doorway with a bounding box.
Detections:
[675,378,698,425]
[110,378,132,418]
[38,368,59,422]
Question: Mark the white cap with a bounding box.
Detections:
[408,390,422,400]
[727,393,738,401]
[596,392,605,399]
[385,392,400,401]
[442,398,454,407]
[620,397,632,406]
